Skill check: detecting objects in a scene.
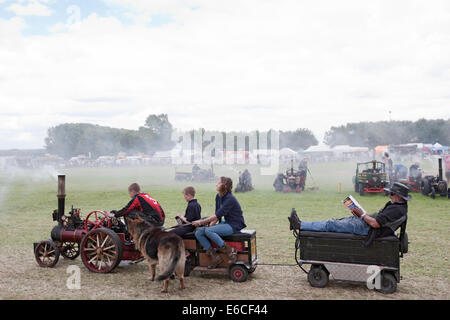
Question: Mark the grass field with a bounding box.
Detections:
[0,162,449,300]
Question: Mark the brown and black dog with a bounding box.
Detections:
[125,214,186,293]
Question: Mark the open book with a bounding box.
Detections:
[342,195,367,217]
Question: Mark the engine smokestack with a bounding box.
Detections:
[438,158,443,181]
[57,175,65,222]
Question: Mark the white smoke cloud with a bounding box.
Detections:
[0,157,61,208]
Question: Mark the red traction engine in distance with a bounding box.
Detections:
[33,175,143,273]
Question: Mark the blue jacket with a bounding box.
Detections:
[185,199,201,222]
[215,192,246,232]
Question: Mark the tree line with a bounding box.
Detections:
[44,114,318,159]
[44,115,448,159]
[324,118,450,148]
[45,114,175,159]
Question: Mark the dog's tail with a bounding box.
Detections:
[156,240,181,281]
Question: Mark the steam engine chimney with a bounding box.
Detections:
[57,175,66,222]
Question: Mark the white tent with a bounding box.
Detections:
[304,145,333,153]
[279,147,297,156]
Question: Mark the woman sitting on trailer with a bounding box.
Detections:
[192,177,246,269]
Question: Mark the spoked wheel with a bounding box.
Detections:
[35,240,60,268]
[84,210,111,232]
[80,228,123,273]
[60,242,80,260]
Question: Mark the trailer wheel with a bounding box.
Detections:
[307,265,329,288]
[60,242,80,260]
[229,265,249,282]
[376,272,397,294]
[80,228,123,273]
[35,240,60,268]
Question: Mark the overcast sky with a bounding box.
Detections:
[1,0,449,149]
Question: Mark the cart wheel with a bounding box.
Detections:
[307,265,329,288]
[376,272,397,294]
[35,240,60,268]
[229,265,249,282]
[60,242,80,260]
[80,228,123,273]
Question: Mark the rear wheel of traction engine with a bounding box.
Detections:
[60,242,80,260]
[307,265,329,288]
[35,240,60,268]
[229,264,249,282]
[376,272,397,294]
[81,228,123,273]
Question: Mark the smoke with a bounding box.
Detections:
[5,165,60,183]
[0,157,61,208]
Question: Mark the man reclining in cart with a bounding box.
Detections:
[290,182,411,246]
[105,183,166,229]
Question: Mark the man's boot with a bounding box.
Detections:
[206,247,223,269]
[218,243,237,265]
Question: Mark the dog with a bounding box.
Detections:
[125,214,186,293]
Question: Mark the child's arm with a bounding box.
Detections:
[176,213,189,224]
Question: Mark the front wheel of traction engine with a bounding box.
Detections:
[80,228,123,273]
[35,239,60,268]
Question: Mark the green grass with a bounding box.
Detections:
[0,162,449,299]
